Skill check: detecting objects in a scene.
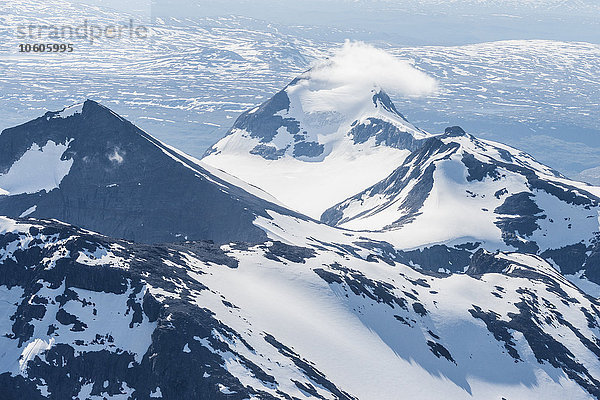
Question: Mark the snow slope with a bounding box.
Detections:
[2,216,600,399]
[0,140,73,195]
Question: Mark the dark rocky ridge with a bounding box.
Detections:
[0,100,303,244]
[321,134,459,228]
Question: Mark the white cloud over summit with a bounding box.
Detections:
[309,41,439,98]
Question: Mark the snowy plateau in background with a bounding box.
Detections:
[1,0,600,182]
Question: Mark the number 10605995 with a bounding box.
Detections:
[19,43,74,53]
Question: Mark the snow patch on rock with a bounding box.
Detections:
[0,140,73,195]
[19,338,55,373]
[51,103,84,119]
[18,205,37,218]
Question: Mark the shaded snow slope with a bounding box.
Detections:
[0,141,73,195]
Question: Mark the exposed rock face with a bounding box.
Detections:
[0,101,301,244]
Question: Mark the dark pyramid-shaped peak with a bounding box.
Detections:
[0,101,301,244]
[1,100,137,172]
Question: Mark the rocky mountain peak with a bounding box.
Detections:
[0,102,300,244]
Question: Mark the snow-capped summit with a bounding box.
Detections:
[0,100,302,244]
[204,68,434,218]
[207,71,429,159]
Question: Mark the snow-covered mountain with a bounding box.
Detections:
[2,2,600,398]
[203,68,433,218]
[203,71,600,294]
[2,214,600,399]
[0,100,301,244]
[2,97,600,398]
[321,126,600,280]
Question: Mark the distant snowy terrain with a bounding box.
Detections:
[1,0,600,180]
[389,40,600,179]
